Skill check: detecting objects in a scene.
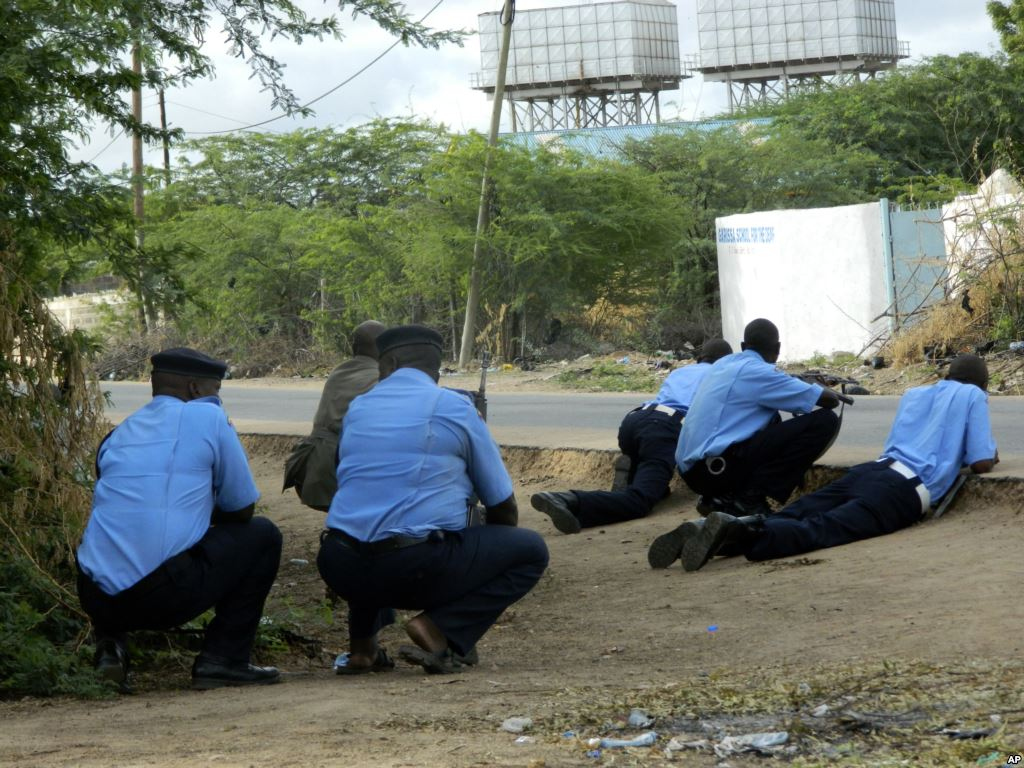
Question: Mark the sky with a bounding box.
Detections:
[75,0,1003,174]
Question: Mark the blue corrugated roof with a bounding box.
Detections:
[500,119,772,157]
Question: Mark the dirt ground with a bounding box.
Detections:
[4,359,1024,766]
[3,424,1024,767]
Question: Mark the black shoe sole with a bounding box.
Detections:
[647,521,700,569]
[682,511,731,572]
[530,493,581,534]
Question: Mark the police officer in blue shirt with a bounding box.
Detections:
[667,353,998,571]
[529,339,733,533]
[317,325,549,675]
[677,318,841,511]
[76,348,282,690]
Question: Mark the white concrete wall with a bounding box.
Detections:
[716,202,888,362]
[45,290,129,332]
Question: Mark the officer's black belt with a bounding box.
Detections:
[634,403,686,423]
[322,527,437,554]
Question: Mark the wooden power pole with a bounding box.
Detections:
[457,0,514,369]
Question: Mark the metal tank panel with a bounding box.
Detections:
[476,1,681,90]
[696,0,900,72]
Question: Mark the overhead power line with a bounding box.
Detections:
[188,0,447,136]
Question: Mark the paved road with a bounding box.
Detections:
[98,381,1024,475]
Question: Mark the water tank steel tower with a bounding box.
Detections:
[697,0,909,112]
[472,1,686,132]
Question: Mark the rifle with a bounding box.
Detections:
[931,473,967,520]
[465,349,491,527]
[797,370,858,406]
[474,350,491,420]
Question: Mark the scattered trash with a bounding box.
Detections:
[587,731,658,749]
[665,736,711,753]
[513,735,536,745]
[940,727,996,740]
[562,731,576,739]
[714,731,789,757]
[617,356,630,364]
[707,624,718,636]
[627,709,654,728]
[501,717,533,734]
[1010,341,1024,354]
[976,751,1002,766]
[871,355,886,369]
[810,704,830,718]
[288,558,308,566]
[585,749,602,759]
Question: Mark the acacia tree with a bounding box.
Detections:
[759,54,1024,199]
[138,119,452,361]
[989,0,1024,57]
[0,0,462,697]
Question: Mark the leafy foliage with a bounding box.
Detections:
[988,0,1024,58]
[759,54,1024,200]
[1,0,464,698]
[0,245,110,697]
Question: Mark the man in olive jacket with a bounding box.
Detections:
[284,321,385,510]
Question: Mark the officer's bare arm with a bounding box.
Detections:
[212,503,255,524]
[970,455,998,474]
[485,495,518,526]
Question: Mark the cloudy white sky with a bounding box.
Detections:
[77,0,1003,174]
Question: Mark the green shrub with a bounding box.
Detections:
[556,360,661,392]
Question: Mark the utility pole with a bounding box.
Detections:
[131,36,149,334]
[457,0,514,369]
[158,87,171,187]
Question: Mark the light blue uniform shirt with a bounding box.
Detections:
[675,349,822,473]
[881,379,996,499]
[327,368,514,542]
[77,395,260,595]
[645,361,713,412]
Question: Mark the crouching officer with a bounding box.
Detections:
[530,339,733,533]
[76,348,282,690]
[317,325,549,674]
[670,353,998,571]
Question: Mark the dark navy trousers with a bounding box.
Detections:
[747,461,924,560]
[317,525,549,657]
[683,408,840,503]
[571,407,681,528]
[77,517,282,663]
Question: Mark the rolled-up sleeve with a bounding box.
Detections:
[963,392,997,466]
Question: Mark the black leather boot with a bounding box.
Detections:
[94,635,130,692]
[529,491,581,534]
[647,519,704,569]
[681,511,765,572]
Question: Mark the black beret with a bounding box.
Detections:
[376,325,443,356]
[150,347,227,380]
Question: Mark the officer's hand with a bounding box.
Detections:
[816,388,841,410]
